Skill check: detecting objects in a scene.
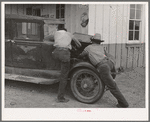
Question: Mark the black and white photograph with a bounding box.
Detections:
[1,1,149,121]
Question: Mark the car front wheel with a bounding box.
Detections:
[71,68,105,104]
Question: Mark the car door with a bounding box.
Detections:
[11,19,44,69]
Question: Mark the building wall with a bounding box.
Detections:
[88,4,145,69]
[65,4,88,34]
[5,4,88,35]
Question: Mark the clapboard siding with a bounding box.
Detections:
[116,5,123,68]
[121,4,129,69]
[103,43,145,69]
[95,4,103,39]
[88,4,95,35]
[89,4,145,69]
[108,5,117,58]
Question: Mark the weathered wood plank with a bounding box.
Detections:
[108,44,116,59]
[12,4,18,14]
[138,44,144,67]
[65,4,71,32]
[126,47,129,68]
[78,4,88,34]
[18,4,24,15]
[88,4,95,35]
[103,5,110,44]
[95,4,103,38]
[5,4,11,14]
[70,5,76,33]
[75,5,81,33]
[138,46,142,67]
[109,5,117,58]
[102,4,110,53]
[50,4,56,19]
[23,4,30,15]
[142,44,145,67]
[116,5,123,68]
[141,4,145,43]
[116,44,122,69]
[127,47,134,68]
[133,47,138,68]
[121,4,128,69]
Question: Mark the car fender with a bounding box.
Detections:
[69,61,99,77]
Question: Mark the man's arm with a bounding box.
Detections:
[72,36,82,48]
[78,50,88,59]
[44,35,54,41]
[44,31,56,41]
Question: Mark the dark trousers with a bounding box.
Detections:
[97,59,129,107]
[52,47,70,100]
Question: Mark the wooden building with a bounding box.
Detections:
[5,3,146,70]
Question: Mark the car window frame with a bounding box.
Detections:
[11,19,44,42]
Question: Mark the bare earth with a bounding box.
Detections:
[5,67,145,108]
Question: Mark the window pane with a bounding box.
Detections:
[136,4,142,10]
[61,4,65,9]
[130,4,135,8]
[136,10,141,19]
[56,4,60,10]
[61,9,64,18]
[15,22,40,41]
[26,7,32,15]
[135,21,140,30]
[129,31,133,40]
[56,10,59,19]
[130,9,135,19]
[22,22,27,34]
[32,23,36,35]
[129,20,134,30]
[134,31,139,40]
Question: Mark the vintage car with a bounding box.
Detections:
[5,14,105,104]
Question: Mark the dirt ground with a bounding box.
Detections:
[5,67,145,108]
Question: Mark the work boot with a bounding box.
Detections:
[116,104,129,108]
[55,98,69,103]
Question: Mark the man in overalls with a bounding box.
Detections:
[78,33,129,108]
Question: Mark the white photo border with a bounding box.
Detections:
[1,1,149,121]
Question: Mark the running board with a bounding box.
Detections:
[5,73,59,85]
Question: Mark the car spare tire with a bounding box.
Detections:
[71,68,105,104]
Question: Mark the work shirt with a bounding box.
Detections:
[80,44,106,66]
[54,30,73,50]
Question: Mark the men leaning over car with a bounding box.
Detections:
[78,33,129,108]
[52,25,81,103]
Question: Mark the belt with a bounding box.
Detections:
[55,46,70,51]
[96,57,109,68]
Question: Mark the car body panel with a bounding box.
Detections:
[5,73,59,85]
[5,14,98,85]
[69,61,99,77]
[12,40,43,69]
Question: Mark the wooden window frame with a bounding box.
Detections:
[128,4,143,43]
[26,7,41,17]
[56,4,65,20]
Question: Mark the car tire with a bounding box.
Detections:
[71,68,105,104]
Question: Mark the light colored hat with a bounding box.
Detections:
[92,33,104,42]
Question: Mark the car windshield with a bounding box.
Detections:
[14,21,41,41]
